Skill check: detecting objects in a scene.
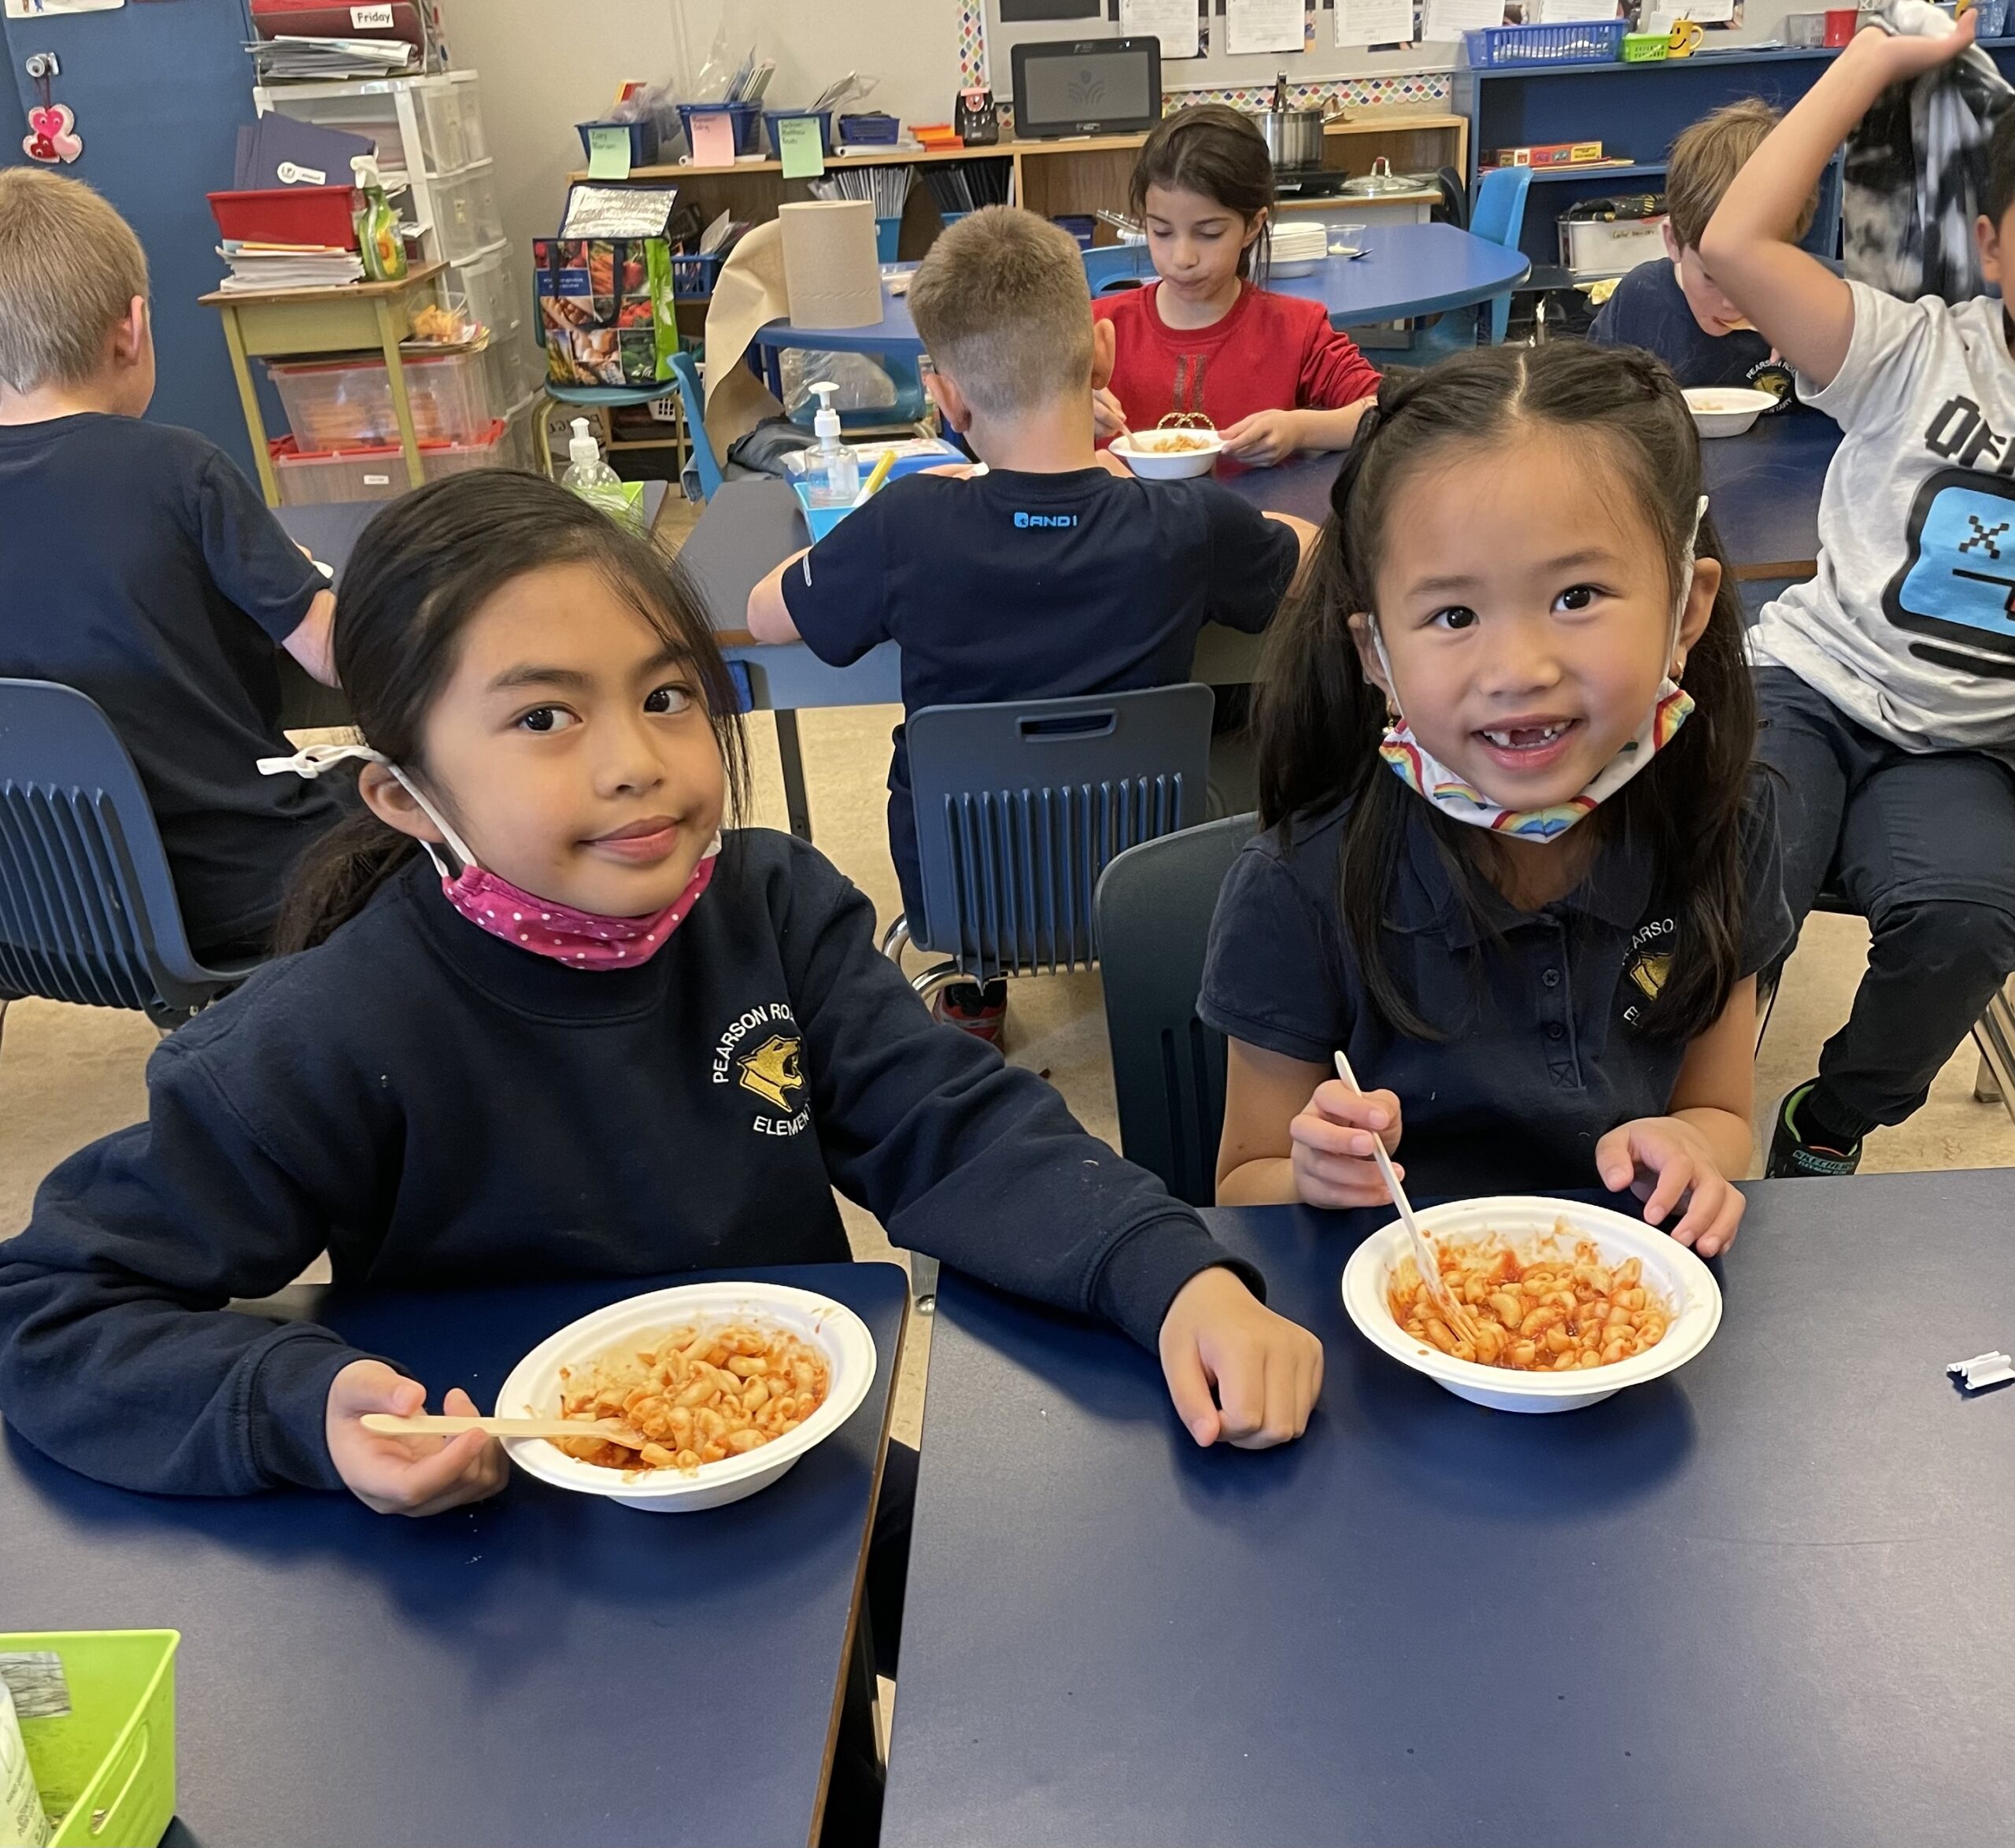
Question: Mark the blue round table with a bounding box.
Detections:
[752,224,1533,364]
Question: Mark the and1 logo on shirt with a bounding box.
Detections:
[1013,511,1078,530]
[1883,407,2015,679]
[712,1001,810,1137]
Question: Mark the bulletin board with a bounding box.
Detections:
[983,0,1801,94]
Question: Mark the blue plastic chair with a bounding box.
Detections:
[885,683,1215,996]
[1470,165,1533,345]
[1093,812,1253,1206]
[0,679,263,1038]
[1083,243,1153,298]
[664,349,724,501]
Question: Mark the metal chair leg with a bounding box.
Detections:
[909,1251,940,1315]
[909,961,966,1003]
[880,914,911,963]
[1970,978,2015,1123]
[0,996,9,1059]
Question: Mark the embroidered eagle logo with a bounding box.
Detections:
[737,1033,804,1111]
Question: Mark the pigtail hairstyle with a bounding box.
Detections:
[1253,342,1757,1044]
[274,471,749,954]
[1129,103,1275,283]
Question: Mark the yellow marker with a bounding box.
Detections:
[859,448,899,502]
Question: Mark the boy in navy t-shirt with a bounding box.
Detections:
[0,171,340,959]
[748,205,1313,1037]
[1590,101,1814,404]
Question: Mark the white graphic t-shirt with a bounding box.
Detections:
[1751,279,2015,761]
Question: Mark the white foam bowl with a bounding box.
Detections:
[1111,428,1223,479]
[1683,386,1777,438]
[1340,1196,1722,1414]
[494,1281,878,1512]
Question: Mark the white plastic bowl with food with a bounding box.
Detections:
[1111,427,1224,479]
[1682,386,1777,438]
[494,1281,877,1512]
[1340,1196,1722,1414]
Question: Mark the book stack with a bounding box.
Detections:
[216,241,364,293]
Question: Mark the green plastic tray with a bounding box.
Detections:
[0,1632,178,1848]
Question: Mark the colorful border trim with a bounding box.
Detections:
[952,4,1450,109]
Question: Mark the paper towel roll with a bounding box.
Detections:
[778,200,883,330]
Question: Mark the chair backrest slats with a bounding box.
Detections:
[0,678,247,1021]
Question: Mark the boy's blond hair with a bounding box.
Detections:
[907,206,1093,420]
[1665,100,1817,253]
[0,169,148,394]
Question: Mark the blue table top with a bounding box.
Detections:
[0,1262,909,1848]
[884,1172,2015,1848]
[755,227,1532,354]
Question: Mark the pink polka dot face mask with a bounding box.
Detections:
[261,743,717,970]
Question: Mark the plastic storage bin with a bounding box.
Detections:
[433,165,501,263]
[270,419,510,505]
[1052,213,1096,249]
[1560,213,1668,278]
[763,109,833,157]
[1,1629,179,1848]
[1464,19,1628,64]
[454,244,523,342]
[208,184,358,248]
[578,117,660,167]
[1621,31,1669,58]
[422,83,470,170]
[677,101,762,158]
[267,349,495,449]
[838,111,901,145]
[670,249,727,298]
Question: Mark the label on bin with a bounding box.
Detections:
[350,4,394,27]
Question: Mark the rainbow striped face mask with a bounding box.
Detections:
[1370,497,1706,843]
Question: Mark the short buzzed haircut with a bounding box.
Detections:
[0,169,148,394]
[1664,100,1816,253]
[908,206,1093,419]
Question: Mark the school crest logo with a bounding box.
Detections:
[1627,952,1671,1002]
[738,1033,804,1111]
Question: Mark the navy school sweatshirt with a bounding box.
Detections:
[0,830,1255,1495]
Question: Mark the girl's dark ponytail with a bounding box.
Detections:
[272,471,747,956]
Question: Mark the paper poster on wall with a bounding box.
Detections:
[5,0,122,14]
[1535,0,1618,20]
[1651,0,1736,19]
[1225,0,1309,54]
[999,0,1100,16]
[1335,0,1414,46]
[1122,0,1202,57]
[1420,0,1503,40]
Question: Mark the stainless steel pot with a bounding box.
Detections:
[1253,108,1326,172]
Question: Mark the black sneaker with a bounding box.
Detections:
[1765,1081,1863,1178]
[931,978,1008,1044]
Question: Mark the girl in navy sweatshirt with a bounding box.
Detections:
[0,472,1320,1514]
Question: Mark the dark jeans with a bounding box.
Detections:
[819,1437,917,1848]
[1754,667,2015,1133]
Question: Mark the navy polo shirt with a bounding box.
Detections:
[1199,781,1793,1197]
[1588,260,1795,404]
[780,466,1298,918]
[0,412,338,952]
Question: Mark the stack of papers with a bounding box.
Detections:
[216,241,364,293]
[249,35,417,80]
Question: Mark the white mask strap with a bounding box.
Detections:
[257,742,479,876]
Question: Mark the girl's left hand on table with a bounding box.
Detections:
[1159,1265,1324,1450]
[1594,1117,1745,1258]
[1219,408,1305,468]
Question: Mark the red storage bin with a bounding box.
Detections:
[208,185,359,249]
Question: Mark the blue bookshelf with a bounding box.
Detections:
[1457,40,2015,272]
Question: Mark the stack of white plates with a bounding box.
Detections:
[1270,220,1330,278]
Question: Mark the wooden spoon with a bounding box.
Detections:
[361,1414,650,1450]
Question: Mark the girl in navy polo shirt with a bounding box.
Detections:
[1203,343,1792,1256]
[0,472,1323,1517]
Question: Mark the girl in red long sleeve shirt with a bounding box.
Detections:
[1094,104,1381,468]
